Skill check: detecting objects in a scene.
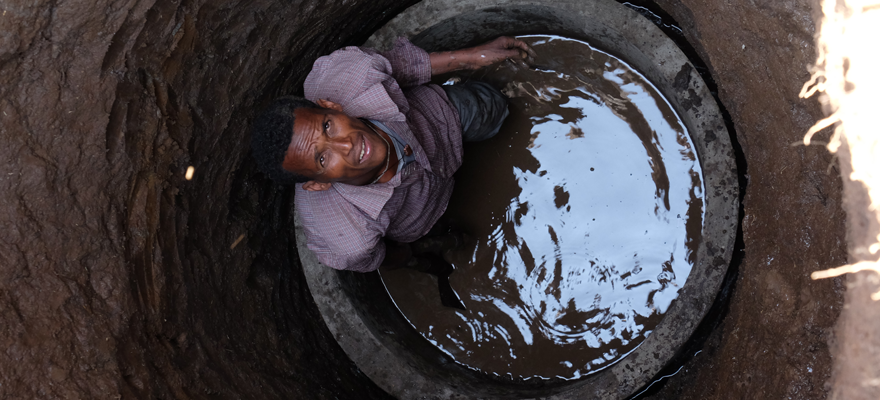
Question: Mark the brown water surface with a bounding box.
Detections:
[380,35,704,380]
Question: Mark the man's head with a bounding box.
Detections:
[252,96,391,190]
[251,96,318,185]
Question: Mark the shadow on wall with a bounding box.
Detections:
[0,0,847,399]
[0,0,412,398]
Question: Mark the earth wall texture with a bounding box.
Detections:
[651,0,846,398]
[0,0,845,398]
[0,0,412,397]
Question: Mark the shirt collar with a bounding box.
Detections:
[369,119,415,172]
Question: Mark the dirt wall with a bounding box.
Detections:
[0,0,410,397]
[0,0,845,398]
[649,0,846,398]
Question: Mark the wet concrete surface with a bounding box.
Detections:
[0,0,844,398]
[380,35,704,380]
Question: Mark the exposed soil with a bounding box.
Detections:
[0,0,411,397]
[646,0,847,398]
[0,0,846,399]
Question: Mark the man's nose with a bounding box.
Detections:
[326,135,353,153]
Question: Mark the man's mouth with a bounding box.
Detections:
[359,135,366,163]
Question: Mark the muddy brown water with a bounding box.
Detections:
[379,35,705,380]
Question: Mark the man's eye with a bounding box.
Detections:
[323,121,330,131]
[319,155,325,167]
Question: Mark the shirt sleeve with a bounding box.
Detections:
[294,186,388,273]
[303,38,431,123]
[316,237,386,273]
[376,37,432,88]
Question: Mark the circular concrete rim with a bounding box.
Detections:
[297,0,738,398]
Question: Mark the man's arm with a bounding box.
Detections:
[376,36,536,89]
[428,36,536,75]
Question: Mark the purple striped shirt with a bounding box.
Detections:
[295,38,463,272]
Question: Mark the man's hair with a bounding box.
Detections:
[251,96,319,185]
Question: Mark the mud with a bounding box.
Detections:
[0,0,845,399]
[380,35,703,380]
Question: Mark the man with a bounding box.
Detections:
[252,36,534,273]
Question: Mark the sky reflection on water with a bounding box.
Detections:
[380,35,704,380]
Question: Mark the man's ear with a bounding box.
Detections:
[302,180,333,192]
[316,98,343,112]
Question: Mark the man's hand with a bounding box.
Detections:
[467,36,536,68]
[429,36,536,75]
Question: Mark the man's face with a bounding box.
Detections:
[282,99,390,188]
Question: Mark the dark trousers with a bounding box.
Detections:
[442,81,510,142]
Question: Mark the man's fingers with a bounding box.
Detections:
[508,38,537,59]
[524,45,538,60]
[507,57,531,70]
[476,36,538,66]
[507,48,526,60]
[502,38,538,65]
